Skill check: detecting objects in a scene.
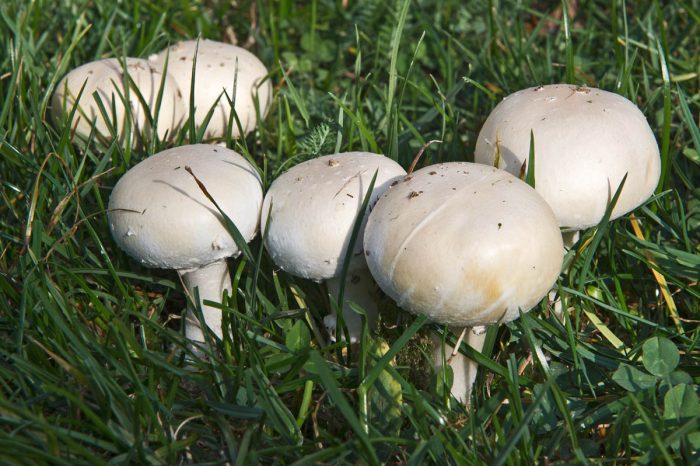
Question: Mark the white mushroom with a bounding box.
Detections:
[51,57,184,144]
[364,162,564,403]
[261,152,406,343]
[107,144,262,350]
[149,39,272,140]
[474,84,660,246]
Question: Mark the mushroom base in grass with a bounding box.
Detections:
[432,326,487,403]
[323,264,382,343]
[180,260,232,344]
[364,162,564,403]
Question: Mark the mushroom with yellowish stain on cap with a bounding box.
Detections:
[107,144,262,351]
[363,162,564,403]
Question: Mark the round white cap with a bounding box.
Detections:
[108,144,262,271]
[261,152,406,282]
[150,39,272,140]
[364,162,564,327]
[51,58,184,143]
[474,84,660,229]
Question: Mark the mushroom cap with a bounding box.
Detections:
[474,84,660,229]
[150,39,272,140]
[364,162,564,327]
[51,58,184,143]
[261,152,406,282]
[107,144,262,271]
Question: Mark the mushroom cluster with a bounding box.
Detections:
[51,39,271,145]
[99,51,660,407]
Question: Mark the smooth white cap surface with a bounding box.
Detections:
[51,58,184,143]
[108,144,262,271]
[261,152,406,282]
[474,84,660,229]
[150,39,272,140]
[364,162,564,327]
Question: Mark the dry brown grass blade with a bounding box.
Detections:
[629,213,683,333]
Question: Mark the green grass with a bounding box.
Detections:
[1,0,699,463]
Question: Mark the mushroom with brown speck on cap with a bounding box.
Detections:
[261,152,406,343]
[475,84,660,246]
[363,162,564,403]
[51,58,185,145]
[149,39,272,140]
[107,144,262,352]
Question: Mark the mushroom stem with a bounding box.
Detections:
[179,259,232,346]
[432,326,487,404]
[551,230,580,320]
[324,266,380,343]
[561,230,580,249]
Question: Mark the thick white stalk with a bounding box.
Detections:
[179,259,232,346]
[324,266,380,343]
[552,229,579,320]
[432,326,487,404]
[561,230,580,250]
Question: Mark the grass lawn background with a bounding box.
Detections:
[1,0,699,464]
